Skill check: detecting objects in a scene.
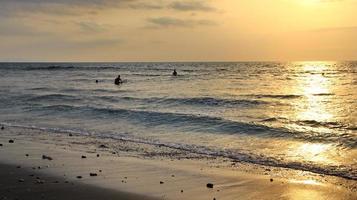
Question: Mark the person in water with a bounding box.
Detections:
[172,69,177,76]
[114,75,123,85]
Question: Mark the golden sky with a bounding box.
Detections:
[0,0,356,61]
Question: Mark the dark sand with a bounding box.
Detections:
[0,163,156,200]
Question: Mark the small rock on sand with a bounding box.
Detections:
[89,173,97,177]
[206,183,214,188]
[8,140,14,143]
[42,155,53,160]
[35,179,44,184]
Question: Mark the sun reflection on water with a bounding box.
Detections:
[294,62,335,122]
[293,143,333,163]
[284,62,340,165]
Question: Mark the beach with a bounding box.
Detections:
[0,126,355,200]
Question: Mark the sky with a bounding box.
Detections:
[0,0,356,62]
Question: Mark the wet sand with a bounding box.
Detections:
[0,126,356,200]
[0,163,157,200]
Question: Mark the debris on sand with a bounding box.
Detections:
[206,183,214,188]
[90,173,98,177]
[42,155,53,160]
[35,179,45,184]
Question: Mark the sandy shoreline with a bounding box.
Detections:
[0,126,356,200]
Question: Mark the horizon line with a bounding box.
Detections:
[1,60,356,63]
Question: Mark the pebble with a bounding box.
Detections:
[8,140,14,143]
[206,183,214,188]
[35,179,44,184]
[42,155,53,160]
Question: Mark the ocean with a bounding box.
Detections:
[0,61,356,179]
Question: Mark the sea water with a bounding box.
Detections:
[0,61,356,179]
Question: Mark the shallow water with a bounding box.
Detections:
[0,61,356,179]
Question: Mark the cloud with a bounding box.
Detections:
[168,1,217,12]
[76,21,108,32]
[128,2,164,10]
[0,20,47,36]
[309,26,357,32]
[0,0,134,17]
[147,17,217,28]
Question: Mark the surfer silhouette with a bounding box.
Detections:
[172,69,177,76]
[114,75,123,85]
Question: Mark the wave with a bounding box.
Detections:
[96,96,269,107]
[312,93,335,96]
[27,94,81,102]
[1,122,355,180]
[25,104,356,147]
[247,94,302,99]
